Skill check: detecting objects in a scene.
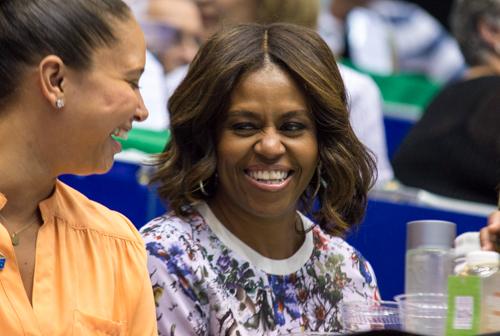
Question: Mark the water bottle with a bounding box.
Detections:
[405,220,456,294]
[454,232,481,275]
[446,248,500,334]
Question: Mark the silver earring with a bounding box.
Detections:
[55,98,65,109]
[199,180,209,196]
[321,175,327,189]
[311,164,323,199]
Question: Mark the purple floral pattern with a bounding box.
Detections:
[141,206,379,335]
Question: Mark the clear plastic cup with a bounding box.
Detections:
[395,293,448,336]
[340,300,401,332]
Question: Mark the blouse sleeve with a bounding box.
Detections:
[128,265,159,336]
[365,258,381,301]
[146,241,209,336]
[340,243,381,302]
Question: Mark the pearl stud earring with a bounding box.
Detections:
[55,98,65,109]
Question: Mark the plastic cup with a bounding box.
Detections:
[395,293,447,336]
[340,300,401,332]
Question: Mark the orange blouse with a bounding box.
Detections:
[0,180,157,335]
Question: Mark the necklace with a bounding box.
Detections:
[0,213,40,246]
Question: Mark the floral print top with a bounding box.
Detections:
[141,202,379,335]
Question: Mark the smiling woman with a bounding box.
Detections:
[0,0,156,335]
[141,23,378,335]
[214,63,319,238]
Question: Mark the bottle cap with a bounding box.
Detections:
[407,220,456,250]
[465,250,500,267]
[454,232,481,258]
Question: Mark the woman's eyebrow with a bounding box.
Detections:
[280,110,310,118]
[228,109,309,118]
[226,110,259,118]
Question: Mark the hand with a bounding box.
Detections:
[480,210,500,252]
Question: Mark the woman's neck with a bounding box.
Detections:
[0,163,54,225]
[0,111,55,223]
[207,197,305,260]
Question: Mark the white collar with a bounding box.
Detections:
[195,202,314,275]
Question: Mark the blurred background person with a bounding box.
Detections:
[182,0,395,186]
[0,0,156,334]
[318,0,466,83]
[129,0,204,129]
[134,49,169,129]
[141,0,203,73]
[392,0,500,205]
[142,23,379,335]
[196,0,319,36]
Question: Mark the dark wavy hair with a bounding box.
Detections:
[152,23,376,236]
[0,0,131,105]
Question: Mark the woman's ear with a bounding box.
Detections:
[39,55,66,109]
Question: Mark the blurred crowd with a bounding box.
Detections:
[129,0,499,206]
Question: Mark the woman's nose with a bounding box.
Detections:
[134,94,149,122]
[254,128,286,159]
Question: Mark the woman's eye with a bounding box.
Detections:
[231,122,258,134]
[128,80,140,89]
[281,122,306,133]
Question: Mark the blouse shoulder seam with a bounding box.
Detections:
[54,215,144,245]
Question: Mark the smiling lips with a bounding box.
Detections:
[112,127,130,140]
[109,127,131,153]
[245,168,293,191]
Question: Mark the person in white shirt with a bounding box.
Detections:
[319,0,466,83]
[129,0,204,130]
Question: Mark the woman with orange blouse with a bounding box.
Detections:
[0,0,157,334]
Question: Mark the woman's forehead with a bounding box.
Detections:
[89,17,146,72]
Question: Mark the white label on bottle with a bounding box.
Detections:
[453,296,474,329]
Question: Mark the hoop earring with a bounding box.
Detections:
[199,180,209,196]
[55,98,65,109]
[311,164,322,200]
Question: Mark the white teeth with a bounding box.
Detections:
[248,170,288,182]
[112,128,129,140]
